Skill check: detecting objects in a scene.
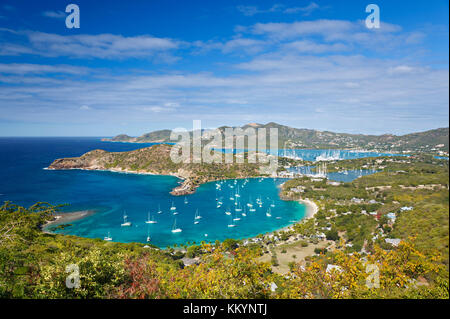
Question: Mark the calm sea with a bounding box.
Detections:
[0,137,307,247]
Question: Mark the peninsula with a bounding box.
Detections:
[48,144,271,195]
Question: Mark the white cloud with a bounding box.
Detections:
[0,54,447,134]
[0,17,446,134]
[236,4,282,16]
[0,30,181,60]
[79,105,91,110]
[0,63,88,75]
[283,40,348,53]
[237,3,321,17]
[42,11,66,19]
[284,2,320,16]
[249,20,356,39]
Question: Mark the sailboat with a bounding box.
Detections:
[194,209,202,224]
[247,196,253,208]
[256,196,262,204]
[171,219,182,233]
[104,232,112,241]
[121,212,131,227]
[156,204,162,214]
[270,200,275,208]
[225,206,231,215]
[184,197,188,204]
[266,208,272,217]
[146,227,151,242]
[227,215,236,228]
[241,207,247,217]
[170,201,176,211]
[145,211,157,224]
[235,186,240,198]
[235,202,242,212]
[233,210,241,222]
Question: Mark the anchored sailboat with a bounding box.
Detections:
[104,231,112,241]
[235,186,240,198]
[170,201,176,211]
[227,216,236,228]
[145,211,157,224]
[156,204,162,214]
[247,196,253,208]
[171,219,182,233]
[194,209,202,224]
[121,212,131,227]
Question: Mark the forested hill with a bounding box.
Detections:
[102,123,449,154]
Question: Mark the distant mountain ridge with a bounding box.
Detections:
[102,123,449,153]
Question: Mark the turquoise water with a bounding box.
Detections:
[0,137,398,247]
[0,138,305,247]
[51,177,305,247]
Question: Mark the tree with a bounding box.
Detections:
[325,228,339,241]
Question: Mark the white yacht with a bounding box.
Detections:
[145,211,157,224]
[121,212,131,227]
[171,219,182,233]
[104,232,112,241]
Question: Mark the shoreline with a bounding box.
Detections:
[41,199,315,248]
[43,209,96,232]
[38,176,314,247]
[298,198,319,219]
[239,197,319,243]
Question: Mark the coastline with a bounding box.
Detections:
[43,209,96,232]
[38,174,313,246]
[239,197,319,244]
[298,198,318,219]
[40,199,315,247]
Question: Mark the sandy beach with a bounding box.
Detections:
[43,210,95,232]
[298,198,319,219]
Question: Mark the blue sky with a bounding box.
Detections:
[0,0,448,136]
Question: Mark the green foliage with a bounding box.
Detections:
[325,228,339,241]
